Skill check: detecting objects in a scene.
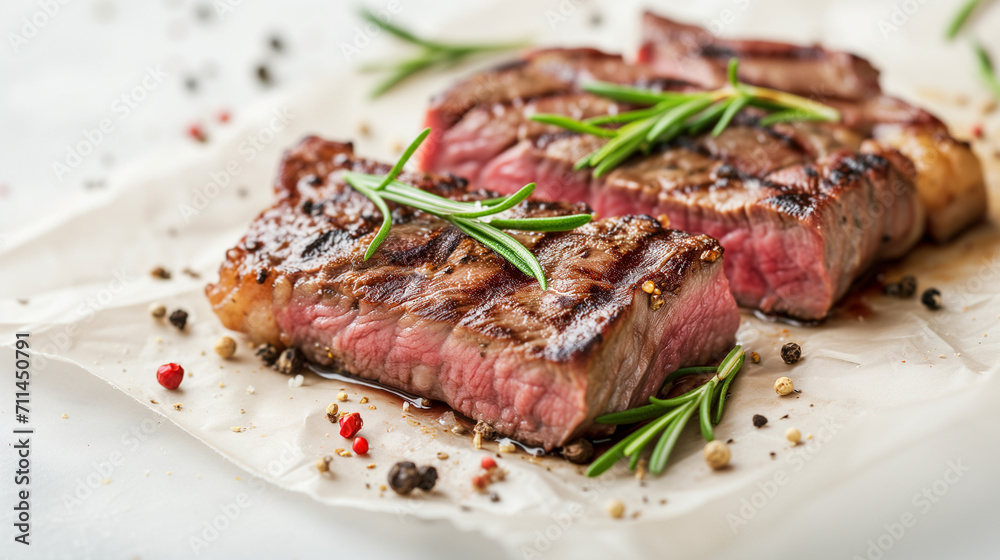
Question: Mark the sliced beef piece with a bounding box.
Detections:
[427,92,626,186]
[477,127,924,320]
[419,47,925,319]
[420,48,692,174]
[636,11,986,241]
[206,137,739,450]
[425,48,664,130]
[636,11,882,101]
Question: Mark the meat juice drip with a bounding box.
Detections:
[306,362,550,456]
[834,291,877,321]
[752,309,822,327]
[307,362,436,410]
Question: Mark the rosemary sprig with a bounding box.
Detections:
[341,128,592,289]
[973,41,1000,100]
[358,9,528,97]
[531,59,840,177]
[586,346,745,477]
[946,0,987,39]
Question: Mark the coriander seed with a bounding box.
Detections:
[214,336,237,359]
[703,440,730,469]
[325,402,339,422]
[786,427,802,445]
[774,376,794,396]
[605,499,625,519]
[149,303,167,319]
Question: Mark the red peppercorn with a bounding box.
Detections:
[156,363,184,390]
[472,474,489,492]
[352,436,369,454]
[217,110,230,123]
[187,124,207,143]
[339,412,363,438]
[481,456,497,470]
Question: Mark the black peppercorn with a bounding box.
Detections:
[753,414,768,428]
[168,309,188,330]
[474,420,497,441]
[898,276,917,298]
[417,465,438,491]
[274,348,302,375]
[561,438,594,464]
[388,461,421,495]
[269,35,284,53]
[884,275,917,298]
[255,343,280,365]
[256,64,273,86]
[151,266,172,280]
[780,342,801,364]
[921,288,942,310]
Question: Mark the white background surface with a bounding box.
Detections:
[2,1,1000,559]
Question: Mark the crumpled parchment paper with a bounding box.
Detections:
[2,0,999,557]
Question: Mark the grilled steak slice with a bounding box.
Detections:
[636,12,881,101]
[637,12,986,242]
[206,137,739,450]
[420,48,925,319]
[476,129,923,320]
[424,48,665,131]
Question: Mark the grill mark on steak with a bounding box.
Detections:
[413,25,985,318]
[422,69,924,319]
[637,12,881,101]
[697,44,830,61]
[206,138,740,448]
[635,11,986,242]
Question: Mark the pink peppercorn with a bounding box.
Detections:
[156,363,184,390]
[339,412,363,438]
[352,437,369,455]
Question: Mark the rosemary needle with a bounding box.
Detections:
[587,345,745,477]
[532,59,840,177]
[342,128,592,289]
[946,0,988,40]
[358,9,529,98]
[973,41,1000,100]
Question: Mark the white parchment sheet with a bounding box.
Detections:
[2,1,999,557]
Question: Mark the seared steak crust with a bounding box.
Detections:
[207,138,739,449]
[636,12,986,242]
[419,47,925,319]
[421,16,986,317]
[477,126,923,319]
[636,11,881,101]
